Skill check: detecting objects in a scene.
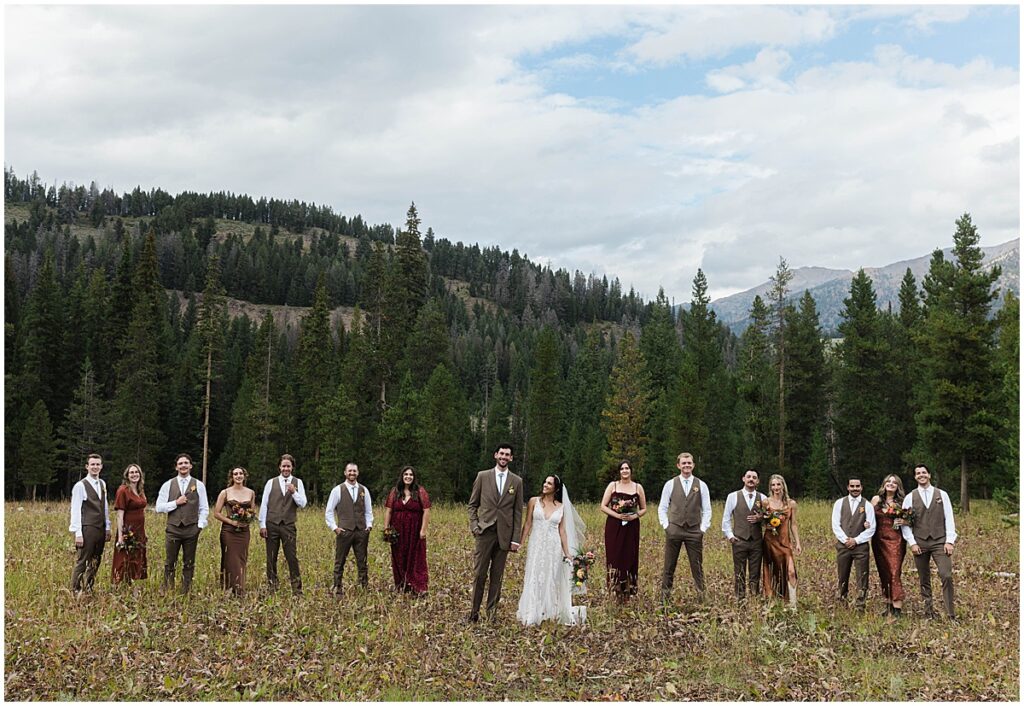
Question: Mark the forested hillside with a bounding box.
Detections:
[4,168,1017,508]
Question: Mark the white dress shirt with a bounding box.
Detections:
[68,476,111,537]
[658,475,712,532]
[831,495,876,544]
[258,476,308,528]
[154,475,210,529]
[721,489,766,540]
[495,468,508,495]
[901,486,957,545]
[325,482,374,531]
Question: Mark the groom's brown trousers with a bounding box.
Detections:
[471,525,508,620]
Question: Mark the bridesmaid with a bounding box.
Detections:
[382,466,431,595]
[213,466,257,596]
[599,459,647,601]
[870,474,908,618]
[112,464,148,584]
[761,473,801,609]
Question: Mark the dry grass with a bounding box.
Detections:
[4,499,1018,700]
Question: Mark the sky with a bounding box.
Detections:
[4,4,1019,302]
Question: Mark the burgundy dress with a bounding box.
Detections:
[604,490,640,597]
[111,486,148,582]
[385,487,430,594]
[871,501,907,602]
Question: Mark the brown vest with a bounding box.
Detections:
[265,477,299,525]
[732,490,762,540]
[839,496,866,540]
[668,476,702,528]
[167,477,200,527]
[80,479,107,529]
[334,484,368,530]
[911,487,946,541]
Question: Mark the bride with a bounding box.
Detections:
[516,475,586,626]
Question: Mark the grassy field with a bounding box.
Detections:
[4,498,1018,700]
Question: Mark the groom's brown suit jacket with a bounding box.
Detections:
[468,468,524,550]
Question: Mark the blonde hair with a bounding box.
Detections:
[676,452,694,463]
[768,473,791,504]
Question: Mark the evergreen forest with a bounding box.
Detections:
[4,167,1018,510]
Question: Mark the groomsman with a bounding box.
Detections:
[467,443,524,622]
[155,454,209,594]
[68,453,111,593]
[325,462,373,593]
[722,469,767,601]
[259,454,307,595]
[901,464,957,619]
[831,478,876,610]
[658,452,712,603]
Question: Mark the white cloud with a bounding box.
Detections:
[4,5,1018,303]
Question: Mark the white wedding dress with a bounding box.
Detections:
[516,502,578,626]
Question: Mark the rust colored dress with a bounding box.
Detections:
[871,501,907,602]
[220,499,253,595]
[385,487,431,594]
[112,485,148,582]
[762,506,796,599]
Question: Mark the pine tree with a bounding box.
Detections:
[561,329,609,500]
[783,290,827,493]
[19,400,58,500]
[737,295,776,470]
[835,270,896,479]
[295,274,337,494]
[394,202,428,330]
[916,213,1002,510]
[768,257,793,471]
[640,289,682,478]
[18,250,64,419]
[418,364,472,501]
[373,372,421,495]
[994,292,1019,493]
[600,331,652,479]
[196,256,227,484]
[525,327,563,480]
[401,298,450,386]
[56,358,113,496]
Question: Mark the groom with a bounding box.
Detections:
[468,443,524,622]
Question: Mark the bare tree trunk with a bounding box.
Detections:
[777,348,785,472]
[960,454,969,513]
[201,345,213,487]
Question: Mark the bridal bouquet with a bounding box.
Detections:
[754,500,787,536]
[569,550,597,591]
[382,526,400,544]
[610,496,638,526]
[228,501,256,533]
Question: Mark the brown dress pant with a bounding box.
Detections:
[266,522,302,593]
[731,535,763,600]
[471,525,509,619]
[71,525,106,592]
[333,528,369,591]
[913,537,955,617]
[836,541,870,608]
[661,525,705,600]
[164,523,201,593]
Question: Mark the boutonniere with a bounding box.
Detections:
[858,506,865,514]
[188,484,196,494]
[693,485,700,493]
[936,497,942,504]
[508,486,515,495]
[358,490,364,500]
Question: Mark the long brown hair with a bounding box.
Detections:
[876,474,905,504]
[226,466,249,488]
[121,464,145,497]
